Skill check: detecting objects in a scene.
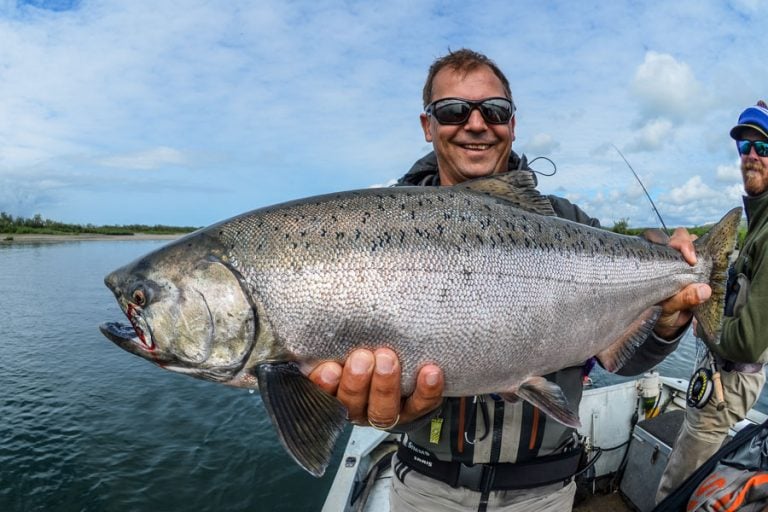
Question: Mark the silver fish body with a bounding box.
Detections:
[100,172,741,476]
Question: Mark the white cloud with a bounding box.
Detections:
[525,133,561,155]
[631,52,710,123]
[716,161,742,182]
[659,175,743,225]
[725,183,745,201]
[731,0,763,14]
[624,118,674,152]
[368,178,398,188]
[664,176,720,205]
[98,147,188,170]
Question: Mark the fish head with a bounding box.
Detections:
[99,234,257,385]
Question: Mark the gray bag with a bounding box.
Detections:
[686,425,768,511]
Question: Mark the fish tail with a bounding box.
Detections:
[692,207,742,346]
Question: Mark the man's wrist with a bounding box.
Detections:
[652,322,690,344]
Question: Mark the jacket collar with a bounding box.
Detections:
[397,151,531,187]
[743,188,768,230]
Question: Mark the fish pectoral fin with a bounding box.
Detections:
[498,392,520,403]
[255,363,347,477]
[514,376,581,428]
[596,306,662,373]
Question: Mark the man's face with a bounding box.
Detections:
[420,65,515,186]
[739,128,768,196]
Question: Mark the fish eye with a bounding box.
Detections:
[132,288,146,307]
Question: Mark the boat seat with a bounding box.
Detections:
[635,409,685,448]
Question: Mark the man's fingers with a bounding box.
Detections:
[653,283,711,339]
[644,226,698,265]
[668,227,698,265]
[366,349,402,428]
[401,364,444,424]
[336,349,375,424]
[308,349,442,429]
[308,362,342,395]
[649,227,705,339]
[661,283,711,315]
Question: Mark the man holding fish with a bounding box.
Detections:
[656,102,768,505]
[309,49,712,511]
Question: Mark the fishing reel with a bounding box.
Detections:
[686,367,714,409]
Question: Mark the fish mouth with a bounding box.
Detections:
[99,320,156,357]
[100,302,157,354]
[126,303,155,350]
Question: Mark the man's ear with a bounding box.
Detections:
[420,113,433,142]
[509,115,516,143]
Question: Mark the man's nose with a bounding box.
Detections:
[463,107,487,130]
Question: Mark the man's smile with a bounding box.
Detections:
[458,142,494,151]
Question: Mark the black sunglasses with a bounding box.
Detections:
[737,140,768,157]
[425,97,515,125]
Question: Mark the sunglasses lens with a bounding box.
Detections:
[738,140,768,157]
[738,140,752,155]
[433,101,472,124]
[480,99,513,124]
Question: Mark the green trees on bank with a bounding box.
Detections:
[0,212,198,235]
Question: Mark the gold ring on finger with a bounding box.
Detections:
[367,414,400,431]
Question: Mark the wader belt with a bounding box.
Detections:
[397,442,582,492]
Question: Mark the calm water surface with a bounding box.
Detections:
[1,241,765,512]
[0,241,342,512]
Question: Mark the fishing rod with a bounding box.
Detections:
[611,144,670,235]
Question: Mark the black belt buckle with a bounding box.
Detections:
[456,463,488,491]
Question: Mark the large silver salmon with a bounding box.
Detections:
[100,171,741,476]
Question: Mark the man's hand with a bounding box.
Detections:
[647,227,712,339]
[308,348,444,428]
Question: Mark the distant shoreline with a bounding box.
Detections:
[1,233,185,244]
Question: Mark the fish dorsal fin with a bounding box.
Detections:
[596,306,662,373]
[457,170,556,217]
[255,363,347,477]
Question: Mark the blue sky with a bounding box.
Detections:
[0,0,765,228]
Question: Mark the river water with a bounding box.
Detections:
[0,240,765,512]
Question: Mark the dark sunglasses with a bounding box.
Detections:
[425,97,515,125]
[737,140,768,157]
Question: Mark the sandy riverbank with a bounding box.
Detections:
[1,233,185,244]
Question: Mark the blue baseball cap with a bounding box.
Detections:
[730,102,768,140]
